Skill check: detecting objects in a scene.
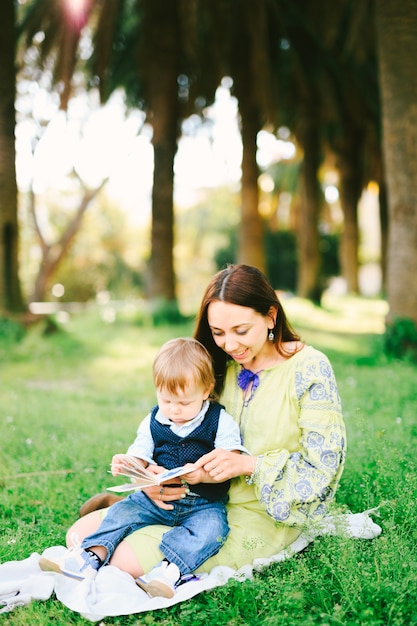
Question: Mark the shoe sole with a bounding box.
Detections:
[135,577,175,599]
[38,556,86,581]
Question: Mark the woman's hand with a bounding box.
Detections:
[193,450,256,483]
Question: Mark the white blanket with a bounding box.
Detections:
[0,510,382,622]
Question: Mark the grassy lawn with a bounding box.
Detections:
[1,296,417,625]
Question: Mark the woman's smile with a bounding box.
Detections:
[230,347,249,361]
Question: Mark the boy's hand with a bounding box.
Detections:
[180,464,207,484]
[111,453,134,476]
[145,464,167,475]
[110,453,146,476]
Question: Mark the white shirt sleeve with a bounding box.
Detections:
[214,409,250,454]
[126,414,155,465]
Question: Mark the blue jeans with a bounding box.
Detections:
[81,491,229,574]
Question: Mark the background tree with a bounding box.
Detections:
[0,0,24,313]
[102,0,228,310]
[28,170,108,303]
[375,0,417,340]
[271,0,327,301]
[322,0,381,295]
[14,0,414,341]
[135,0,183,305]
[227,0,274,272]
[21,0,228,316]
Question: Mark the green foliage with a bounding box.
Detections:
[319,233,340,278]
[1,300,416,625]
[215,228,340,293]
[0,316,25,344]
[148,298,190,326]
[214,228,237,270]
[266,229,298,290]
[384,317,417,361]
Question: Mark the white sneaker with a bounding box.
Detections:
[39,547,99,581]
[136,561,180,598]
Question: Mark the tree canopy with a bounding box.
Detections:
[0,0,415,354]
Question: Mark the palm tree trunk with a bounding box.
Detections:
[375,0,417,325]
[142,0,180,304]
[297,112,322,302]
[236,92,265,272]
[378,181,388,295]
[336,135,363,294]
[0,0,24,312]
[231,0,267,273]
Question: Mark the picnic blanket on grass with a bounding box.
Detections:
[0,510,382,622]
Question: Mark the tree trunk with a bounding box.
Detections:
[142,0,180,304]
[231,0,266,273]
[29,180,107,302]
[336,134,363,294]
[236,92,265,272]
[0,0,24,312]
[375,0,417,325]
[378,180,389,294]
[297,112,322,302]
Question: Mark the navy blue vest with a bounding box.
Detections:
[150,401,230,502]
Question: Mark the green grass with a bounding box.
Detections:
[1,297,417,625]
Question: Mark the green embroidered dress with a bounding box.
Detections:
[123,345,346,573]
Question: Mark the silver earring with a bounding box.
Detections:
[268,330,274,341]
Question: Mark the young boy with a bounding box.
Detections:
[39,338,247,598]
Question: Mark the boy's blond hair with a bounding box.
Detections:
[153,337,215,397]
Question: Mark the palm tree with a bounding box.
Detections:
[275,0,383,299]
[226,0,275,273]
[95,0,229,308]
[375,0,417,332]
[19,0,225,314]
[0,0,24,313]
[322,0,381,295]
[271,0,327,300]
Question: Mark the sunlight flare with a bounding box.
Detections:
[63,0,91,30]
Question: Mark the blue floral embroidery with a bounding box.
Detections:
[306,432,325,447]
[313,503,328,516]
[321,450,338,468]
[274,488,285,498]
[261,484,272,501]
[272,501,291,521]
[309,382,327,401]
[319,360,332,377]
[294,479,313,499]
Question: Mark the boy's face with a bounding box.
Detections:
[156,382,210,426]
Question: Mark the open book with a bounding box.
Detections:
[107,455,195,493]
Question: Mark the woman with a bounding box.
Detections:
[68,264,346,580]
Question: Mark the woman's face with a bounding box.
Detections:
[207,301,273,368]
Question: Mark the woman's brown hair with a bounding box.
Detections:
[194,264,300,393]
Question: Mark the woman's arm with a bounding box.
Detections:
[253,355,346,525]
[195,353,346,526]
[193,449,256,483]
